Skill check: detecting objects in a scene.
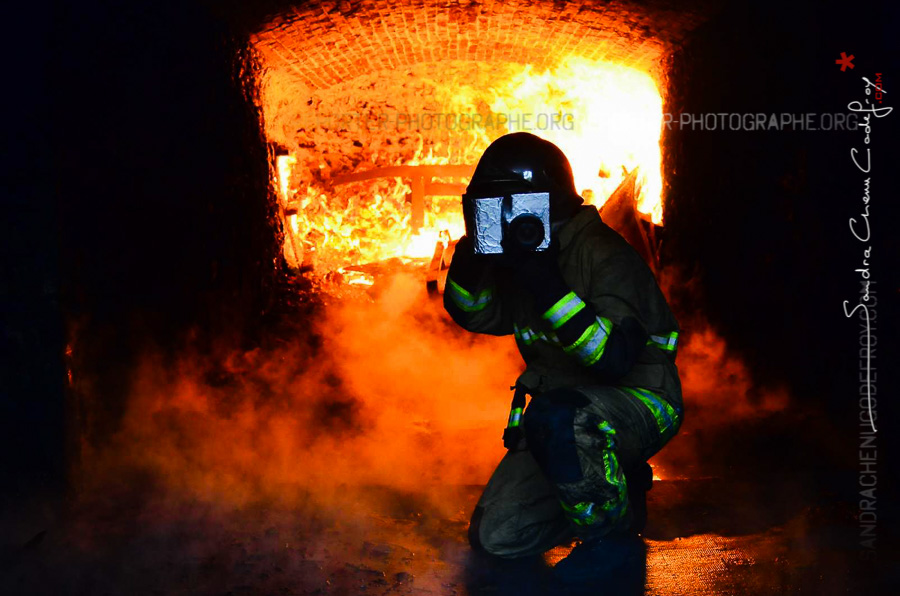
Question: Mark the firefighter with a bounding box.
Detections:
[444,132,683,583]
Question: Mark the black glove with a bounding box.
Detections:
[498,235,564,294]
[503,426,524,451]
[454,234,475,256]
[448,235,499,288]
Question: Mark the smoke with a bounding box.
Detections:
[657,264,789,421]
[81,263,790,508]
[650,265,791,479]
[82,272,521,518]
[676,323,790,421]
[42,262,804,596]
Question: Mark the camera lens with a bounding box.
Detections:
[508,214,545,251]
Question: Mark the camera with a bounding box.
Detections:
[463,192,551,255]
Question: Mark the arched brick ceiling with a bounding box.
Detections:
[252,0,716,90]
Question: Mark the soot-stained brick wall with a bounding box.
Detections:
[252,0,713,90]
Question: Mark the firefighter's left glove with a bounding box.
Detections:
[503,426,525,451]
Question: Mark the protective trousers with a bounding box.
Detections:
[469,384,681,558]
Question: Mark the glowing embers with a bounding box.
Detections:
[281,176,465,274]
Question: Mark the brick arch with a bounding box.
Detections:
[252,0,710,90]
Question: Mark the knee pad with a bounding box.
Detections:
[523,394,584,484]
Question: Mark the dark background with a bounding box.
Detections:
[2,0,898,575]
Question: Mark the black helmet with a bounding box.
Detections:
[466,132,583,222]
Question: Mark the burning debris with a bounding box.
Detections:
[260,58,664,278]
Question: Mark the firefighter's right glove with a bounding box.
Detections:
[448,235,499,288]
[499,236,564,295]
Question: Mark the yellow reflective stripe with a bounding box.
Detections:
[563,316,612,366]
[514,324,563,347]
[560,500,601,526]
[507,407,523,428]
[542,291,586,329]
[647,331,679,352]
[446,278,493,312]
[564,320,600,354]
[514,324,540,346]
[560,452,627,526]
[560,419,626,528]
[583,317,613,365]
[544,331,563,346]
[621,386,679,436]
[600,450,629,521]
[596,418,617,447]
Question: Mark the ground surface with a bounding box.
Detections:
[1,412,893,595]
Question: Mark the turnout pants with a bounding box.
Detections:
[470,384,681,558]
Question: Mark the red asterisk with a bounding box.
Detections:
[835,52,855,71]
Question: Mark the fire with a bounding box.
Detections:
[284,179,464,272]
[276,154,296,202]
[491,58,664,223]
[263,57,664,274]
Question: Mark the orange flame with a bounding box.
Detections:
[275,154,296,203]
[491,58,664,223]
[265,58,664,273]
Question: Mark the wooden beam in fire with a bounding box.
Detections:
[598,168,660,274]
[331,165,475,232]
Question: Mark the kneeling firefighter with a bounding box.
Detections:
[444,132,683,581]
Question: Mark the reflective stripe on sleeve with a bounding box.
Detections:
[507,407,523,428]
[563,316,612,366]
[514,324,562,347]
[647,331,679,353]
[513,323,540,346]
[542,291,586,330]
[446,277,493,312]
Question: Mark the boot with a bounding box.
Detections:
[552,463,652,588]
[551,528,644,587]
[624,461,653,534]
